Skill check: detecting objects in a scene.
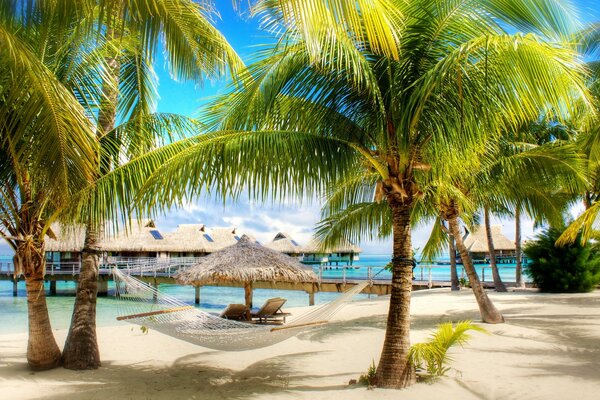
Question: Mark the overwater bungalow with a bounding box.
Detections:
[301,239,361,266]
[265,232,304,258]
[462,225,517,263]
[44,222,362,266]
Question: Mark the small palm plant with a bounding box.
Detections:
[409,321,488,378]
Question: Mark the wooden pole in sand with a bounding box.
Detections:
[244,282,253,320]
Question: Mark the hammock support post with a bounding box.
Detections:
[244,282,253,320]
[308,291,315,306]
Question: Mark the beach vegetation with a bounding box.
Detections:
[0,1,103,370]
[409,320,488,379]
[557,24,600,247]
[525,226,600,293]
[102,0,591,389]
[358,360,377,386]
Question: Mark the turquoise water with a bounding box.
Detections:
[0,254,526,334]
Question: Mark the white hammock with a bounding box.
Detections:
[112,268,369,351]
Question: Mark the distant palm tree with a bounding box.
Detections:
[85,0,589,389]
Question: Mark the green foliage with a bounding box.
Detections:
[458,277,470,288]
[524,227,600,292]
[358,360,377,386]
[409,321,488,377]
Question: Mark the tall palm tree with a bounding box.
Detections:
[85,0,588,389]
[59,0,243,370]
[0,2,99,370]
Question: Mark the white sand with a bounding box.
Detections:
[1,289,599,400]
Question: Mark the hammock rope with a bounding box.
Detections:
[112,268,369,351]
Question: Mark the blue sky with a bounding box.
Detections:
[0,1,598,256]
[147,0,599,254]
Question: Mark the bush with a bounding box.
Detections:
[524,227,600,293]
[408,320,487,378]
[358,359,377,386]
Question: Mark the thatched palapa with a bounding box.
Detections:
[176,235,316,312]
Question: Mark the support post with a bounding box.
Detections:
[98,279,108,297]
[195,286,200,305]
[49,280,56,296]
[12,277,18,297]
[308,291,315,306]
[244,282,253,320]
[152,281,158,302]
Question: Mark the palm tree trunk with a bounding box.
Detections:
[63,31,120,369]
[374,197,415,388]
[515,206,524,288]
[16,243,62,370]
[484,207,506,292]
[449,233,460,291]
[448,216,504,323]
[62,226,101,369]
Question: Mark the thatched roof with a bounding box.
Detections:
[45,224,86,252]
[45,220,170,253]
[176,235,316,285]
[464,225,515,253]
[302,238,362,254]
[162,224,213,253]
[99,220,171,252]
[265,232,303,254]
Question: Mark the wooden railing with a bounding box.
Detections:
[1,258,528,286]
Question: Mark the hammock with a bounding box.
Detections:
[112,268,369,351]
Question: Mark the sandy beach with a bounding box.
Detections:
[1,288,599,400]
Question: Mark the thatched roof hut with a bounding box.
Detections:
[176,235,316,309]
[99,220,170,252]
[45,224,86,252]
[464,225,515,254]
[265,232,303,255]
[45,220,170,253]
[162,224,214,253]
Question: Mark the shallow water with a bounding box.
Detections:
[0,254,527,334]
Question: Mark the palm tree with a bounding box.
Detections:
[558,23,600,245]
[86,0,588,388]
[0,2,99,370]
[59,0,243,370]
[483,206,507,292]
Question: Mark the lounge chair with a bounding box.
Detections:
[251,297,291,324]
[219,303,249,320]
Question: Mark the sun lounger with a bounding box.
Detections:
[251,297,291,324]
[219,303,249,320]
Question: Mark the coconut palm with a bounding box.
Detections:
[558,23,600,245]
[82,0,588,389]
[0,3,100,370]
[58,0,243,370]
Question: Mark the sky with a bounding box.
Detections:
[0,1,598,256]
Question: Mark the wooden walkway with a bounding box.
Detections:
[0,259,518,305]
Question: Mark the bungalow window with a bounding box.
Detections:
[150,230,164,240]
[203,234,214,242]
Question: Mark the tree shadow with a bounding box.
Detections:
[0,349,361,400]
